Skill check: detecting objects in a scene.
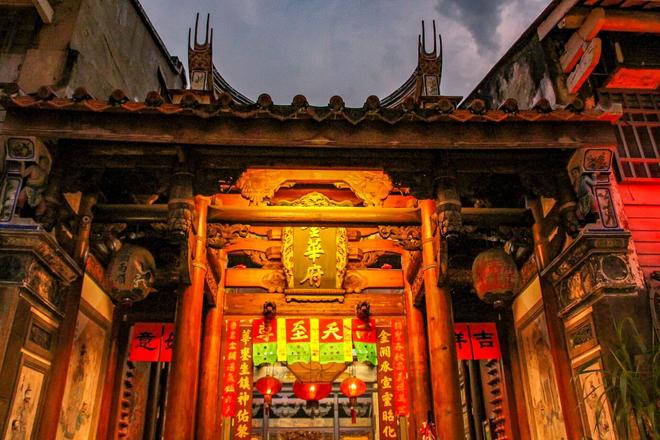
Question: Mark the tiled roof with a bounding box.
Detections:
[0,85,620,126]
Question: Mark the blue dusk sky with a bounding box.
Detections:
[140,0,549,106]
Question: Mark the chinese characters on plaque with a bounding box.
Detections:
[221,320,241,417]
[376,324,399,439]
[454,322,501,360]
[391,319,410,416]
[128,322,175,362]
[232,326,254,439]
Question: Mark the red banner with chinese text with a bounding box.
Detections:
[391,318,410,416]
[129,322,175,362]
[221,320,241,417]
[454,323,473,361]
[453,322,501,360]
[129,323,163,362]
[159,323,175,362]
[252,318,277,365]
[376,322,398,439]
[232,325,254,439]
[469,322,500,360]
[285,318,311,364]
[353,318,377,365]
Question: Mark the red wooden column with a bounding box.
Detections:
[164,195,210,440]
[529,198,583,439]
[419,199,465,439]
[36,193,95,439]
[196,248,226,440]
[401,252,431,438]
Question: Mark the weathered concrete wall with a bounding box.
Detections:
[67,0,184,100]
[14,0,83,92]
[466,37,561,110]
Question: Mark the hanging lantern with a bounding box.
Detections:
[106,244,157,305]
[340,376,366,424]
[255,375,282,414]
[472,248,520,308]
[292,380,332,413]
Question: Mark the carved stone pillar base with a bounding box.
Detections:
[0,228,80,435]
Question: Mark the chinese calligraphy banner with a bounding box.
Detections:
[159,323,175,362]
[318,318,352,364]
[252,318,277,366]
[376,323,398,439]
[353,318,378,365]
[129,322,175,362]
[221,320,241,417]
[232,326,254,439]
[391,319,410,416]
[454,322,501,360]
[285,318,311,364]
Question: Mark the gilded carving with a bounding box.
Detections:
[207,224,249,248]
[335,227,347,289]
[278,191,352,208]
[244,250,269,267]
[282,227,295,288]
[261,270,286,293]
[348,251,384,270]
[378,226,421,250]
[333,171,392,207]
[343,271,368,293]
[235,169,393,206]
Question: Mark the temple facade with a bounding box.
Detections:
[0,2,658,440]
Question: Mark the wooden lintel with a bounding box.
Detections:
[225,268,403,290]
[2,108,617,150]
[224,292,405,316]
[93,204,535,228]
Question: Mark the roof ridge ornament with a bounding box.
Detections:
[188,13,214,93]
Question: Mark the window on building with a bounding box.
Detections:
[0,8,40,55]
[601,90,660,180]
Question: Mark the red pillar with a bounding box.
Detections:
[163,196,210,440]
[196,250,226,440]
[419,199,465,439]
[402,252,432,438]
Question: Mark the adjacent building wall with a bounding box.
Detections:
[67,0,185,100]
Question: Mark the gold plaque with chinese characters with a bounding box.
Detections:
[282,226,348,302]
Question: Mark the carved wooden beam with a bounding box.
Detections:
[224,268,403,291]
[94,204,534,227]
[224,292,405,316]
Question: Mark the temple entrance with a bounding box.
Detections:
[253,386,375,439]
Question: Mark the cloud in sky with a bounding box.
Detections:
[140,0,549,106]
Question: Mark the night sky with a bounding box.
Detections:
[140,0,549,106]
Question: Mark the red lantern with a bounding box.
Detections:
[293,380,332,412]
[472,248,520,308]
[340,376,366,424]
[255,376,282,413]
